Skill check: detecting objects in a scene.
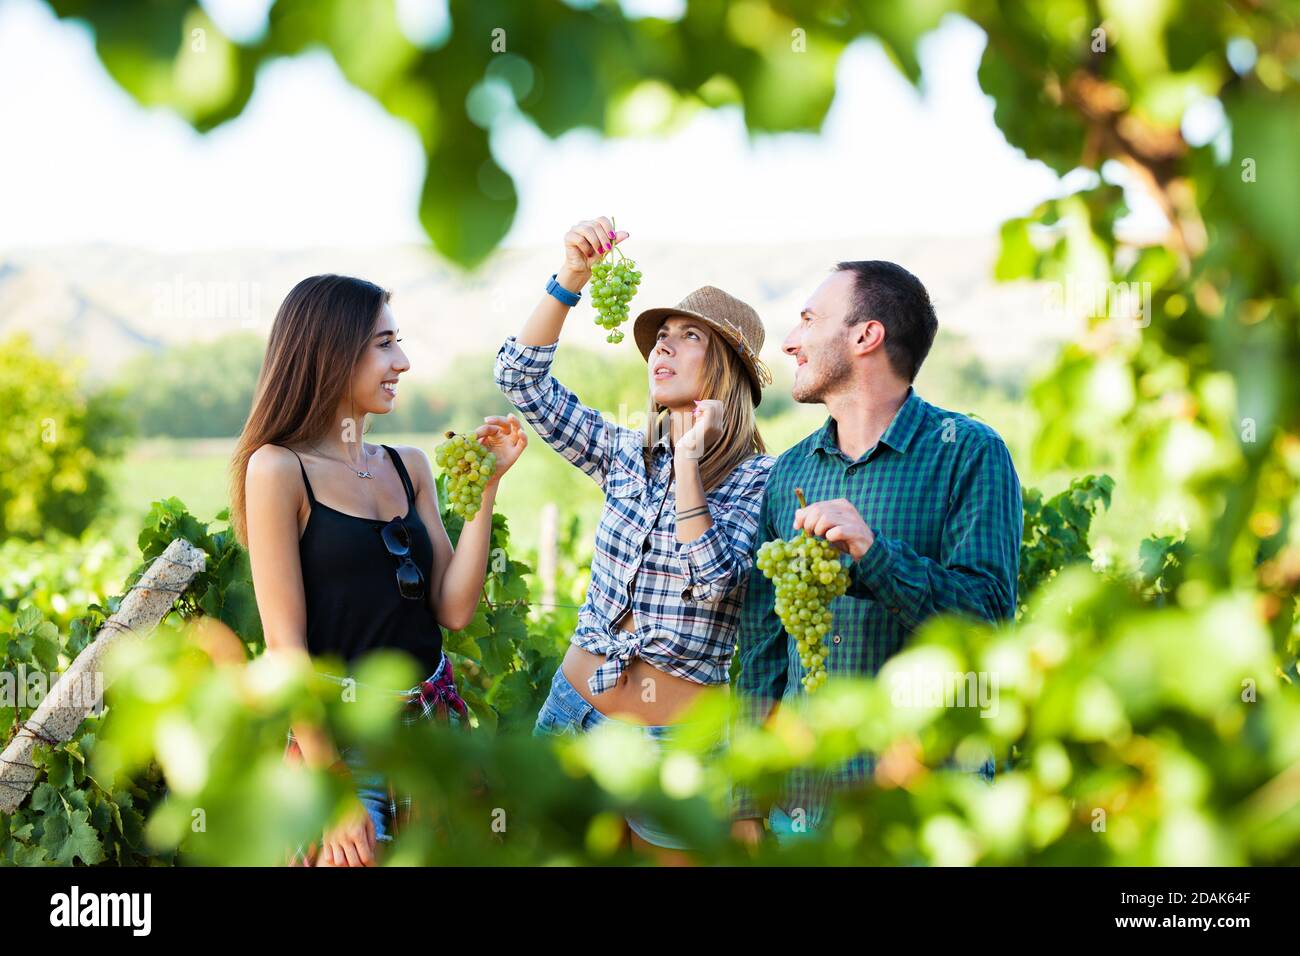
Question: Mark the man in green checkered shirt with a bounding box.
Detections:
[733,260,1022,845]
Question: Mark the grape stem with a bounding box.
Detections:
[608,216,628,262]
[795,487,811,537]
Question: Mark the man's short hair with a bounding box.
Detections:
[835,260,938,382]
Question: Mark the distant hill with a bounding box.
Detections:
[0,237,1072,386]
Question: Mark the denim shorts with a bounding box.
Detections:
[283,735,396,845]
[532,666,699,852]
[297,655,453,844]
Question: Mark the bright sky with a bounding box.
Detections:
[0,0,1165,255]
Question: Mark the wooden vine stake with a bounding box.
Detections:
[0,538,206,814]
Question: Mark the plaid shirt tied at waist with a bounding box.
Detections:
[494,335,774,695]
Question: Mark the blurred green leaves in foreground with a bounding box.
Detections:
[19,556,1296,866]
[44,0,1297,276]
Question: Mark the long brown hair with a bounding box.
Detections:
[229,274,392,546]
[644,326,766,490]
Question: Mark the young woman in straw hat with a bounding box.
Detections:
[493,216,774,861]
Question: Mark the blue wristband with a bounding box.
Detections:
[546,273,581,307]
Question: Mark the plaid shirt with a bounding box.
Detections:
[734,387,1022,822]
[494,336,774,695]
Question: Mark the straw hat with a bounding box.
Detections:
[632,286,773,406]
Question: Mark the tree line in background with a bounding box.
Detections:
[1,321,1014,446]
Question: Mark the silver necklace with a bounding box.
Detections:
[309,442,376,479]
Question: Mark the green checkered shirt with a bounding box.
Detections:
[734,386,1022,823]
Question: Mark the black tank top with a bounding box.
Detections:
[284,444,444,677]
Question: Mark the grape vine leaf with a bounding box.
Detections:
[39,806,107,866]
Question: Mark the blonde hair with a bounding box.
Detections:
[643,324,765,490]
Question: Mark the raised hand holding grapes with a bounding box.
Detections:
[559,216,628,289]
[558,215,640,344]
[435,414,526,522]
[475,414,528,482]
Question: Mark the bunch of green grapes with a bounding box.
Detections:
[589,247,641,344]
[755,489,849,693]
[434,430,496,521]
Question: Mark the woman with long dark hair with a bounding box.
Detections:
[230,274,526,866]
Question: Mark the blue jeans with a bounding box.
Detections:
[768,805,813,845]
[767,753,999,848]
[532,666,696,851]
